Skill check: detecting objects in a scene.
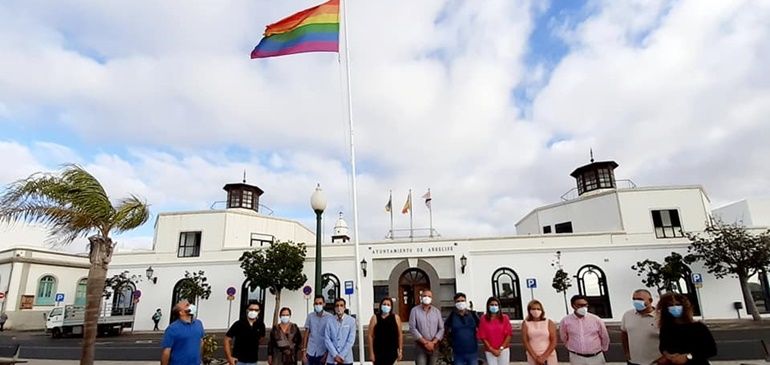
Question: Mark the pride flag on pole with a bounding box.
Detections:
[251,0,340,59]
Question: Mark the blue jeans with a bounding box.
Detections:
[453,352,478,365]
[308,354,325,365]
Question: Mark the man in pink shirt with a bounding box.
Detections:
[559,295,610,365]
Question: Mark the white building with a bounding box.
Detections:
[2,160,770,331]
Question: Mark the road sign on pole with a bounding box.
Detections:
[691,273,703,288]
[526,278,537,300]
[55,293,65,302]
[303,285,312,296]
[226,287,237,296]
[344,281,354,295]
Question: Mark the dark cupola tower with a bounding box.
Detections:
[223,175,264,212]
[569,150,618,196]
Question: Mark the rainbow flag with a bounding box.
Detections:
[251,0,340,59]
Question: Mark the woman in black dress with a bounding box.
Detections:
[367,297,403,365]
[658,292,716,365]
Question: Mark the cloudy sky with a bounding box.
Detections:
[1,0,769,252]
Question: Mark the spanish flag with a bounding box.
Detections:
[402,193,412,214]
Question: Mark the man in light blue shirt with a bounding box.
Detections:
[304,295,332,365]
[324,297,357,365]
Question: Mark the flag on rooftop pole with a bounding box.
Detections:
[402,191,412,214]
[251,0,340,59]
[386,190,394,239]
[423,189,433,238]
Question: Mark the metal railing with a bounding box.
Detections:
[386,228,441,240]
[560,179,638,201]
[209,200,274,215]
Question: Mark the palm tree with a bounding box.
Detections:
[0,165,149,365]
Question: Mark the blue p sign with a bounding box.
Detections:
[526,278,537,289]
[55,293,65,302]
[691,273,703,285]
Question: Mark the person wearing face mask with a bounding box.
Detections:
[408,289,444,365]
[367,297,403,365]
[522,300,557,365]
[559,295,609,365]
[224,301,266,365]
[444,293,480,365]
[268,307,303,365]
[160,300,205,365]
[477,296,512,365]
[324,298,357,365]
[621,289,662,365]
[303,295,332,365]
[657,293,716,365]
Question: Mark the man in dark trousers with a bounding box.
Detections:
[224,301,266,365]
[152,308,163,331]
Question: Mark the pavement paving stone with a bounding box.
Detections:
[22,362,770,365]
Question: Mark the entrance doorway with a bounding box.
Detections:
[398,268,430,323]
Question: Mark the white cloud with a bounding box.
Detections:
[0,0,769,252]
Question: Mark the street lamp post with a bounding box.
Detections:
[310,184,327,298]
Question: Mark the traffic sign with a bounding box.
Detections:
[0,292,5,300]
[526,278,537,289]
[226,287,237,296]
[303,285,312,296]
[133,290,142,299]
[227,295,235,301]
[691,273,703,285]
[344,281,354,295]
[55,293,65,302]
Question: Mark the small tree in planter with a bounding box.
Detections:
[631,252,696,293]
[686,220,770,321]
[175,270,212,319]
[551,251,572,315]
[240,240,307,324]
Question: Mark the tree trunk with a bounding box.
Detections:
[738,274,762,321]
[80,236,114,365]
[272,289,282,326]
[562,292,569,315]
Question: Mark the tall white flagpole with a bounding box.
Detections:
[389,190,394,239]
[427,188,433,238]
[339,0,366,363]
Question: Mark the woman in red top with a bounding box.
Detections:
[477,296,513,365]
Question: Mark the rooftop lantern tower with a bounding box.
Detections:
[331,212,350,243]
[223,172,264,212]
[569,150,618,196]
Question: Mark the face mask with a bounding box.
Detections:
[455,302,467,311]
[529,309,542,318]
[187,304,197,316]
[421,296,432,305]
[489,305,499,314]
[335,307,345,315]
[280,316,291,324]
[668,305,683,318]
[575,307,588,316]
[380,305,391,314]
[314,304,324,313]
[633,300,647,312]
[247,310,259,319]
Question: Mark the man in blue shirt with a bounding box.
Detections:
[161,300,205,365]
[303,295,332,365]
[445,292,480,365]
[324,298,357,365]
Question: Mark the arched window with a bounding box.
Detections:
[577,265,612,318]
[75,278,88,307]
[321,273,341,311]
[170,279,195,323]
[112,282,136,315]
[240,280,266,320]
[491,268,523,320]
[36,275,57,305]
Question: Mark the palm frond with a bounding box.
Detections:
[111,195,150,233]
[0,165,123,246]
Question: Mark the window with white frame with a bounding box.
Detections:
[178,231,202,257]
[651,209,683,238]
